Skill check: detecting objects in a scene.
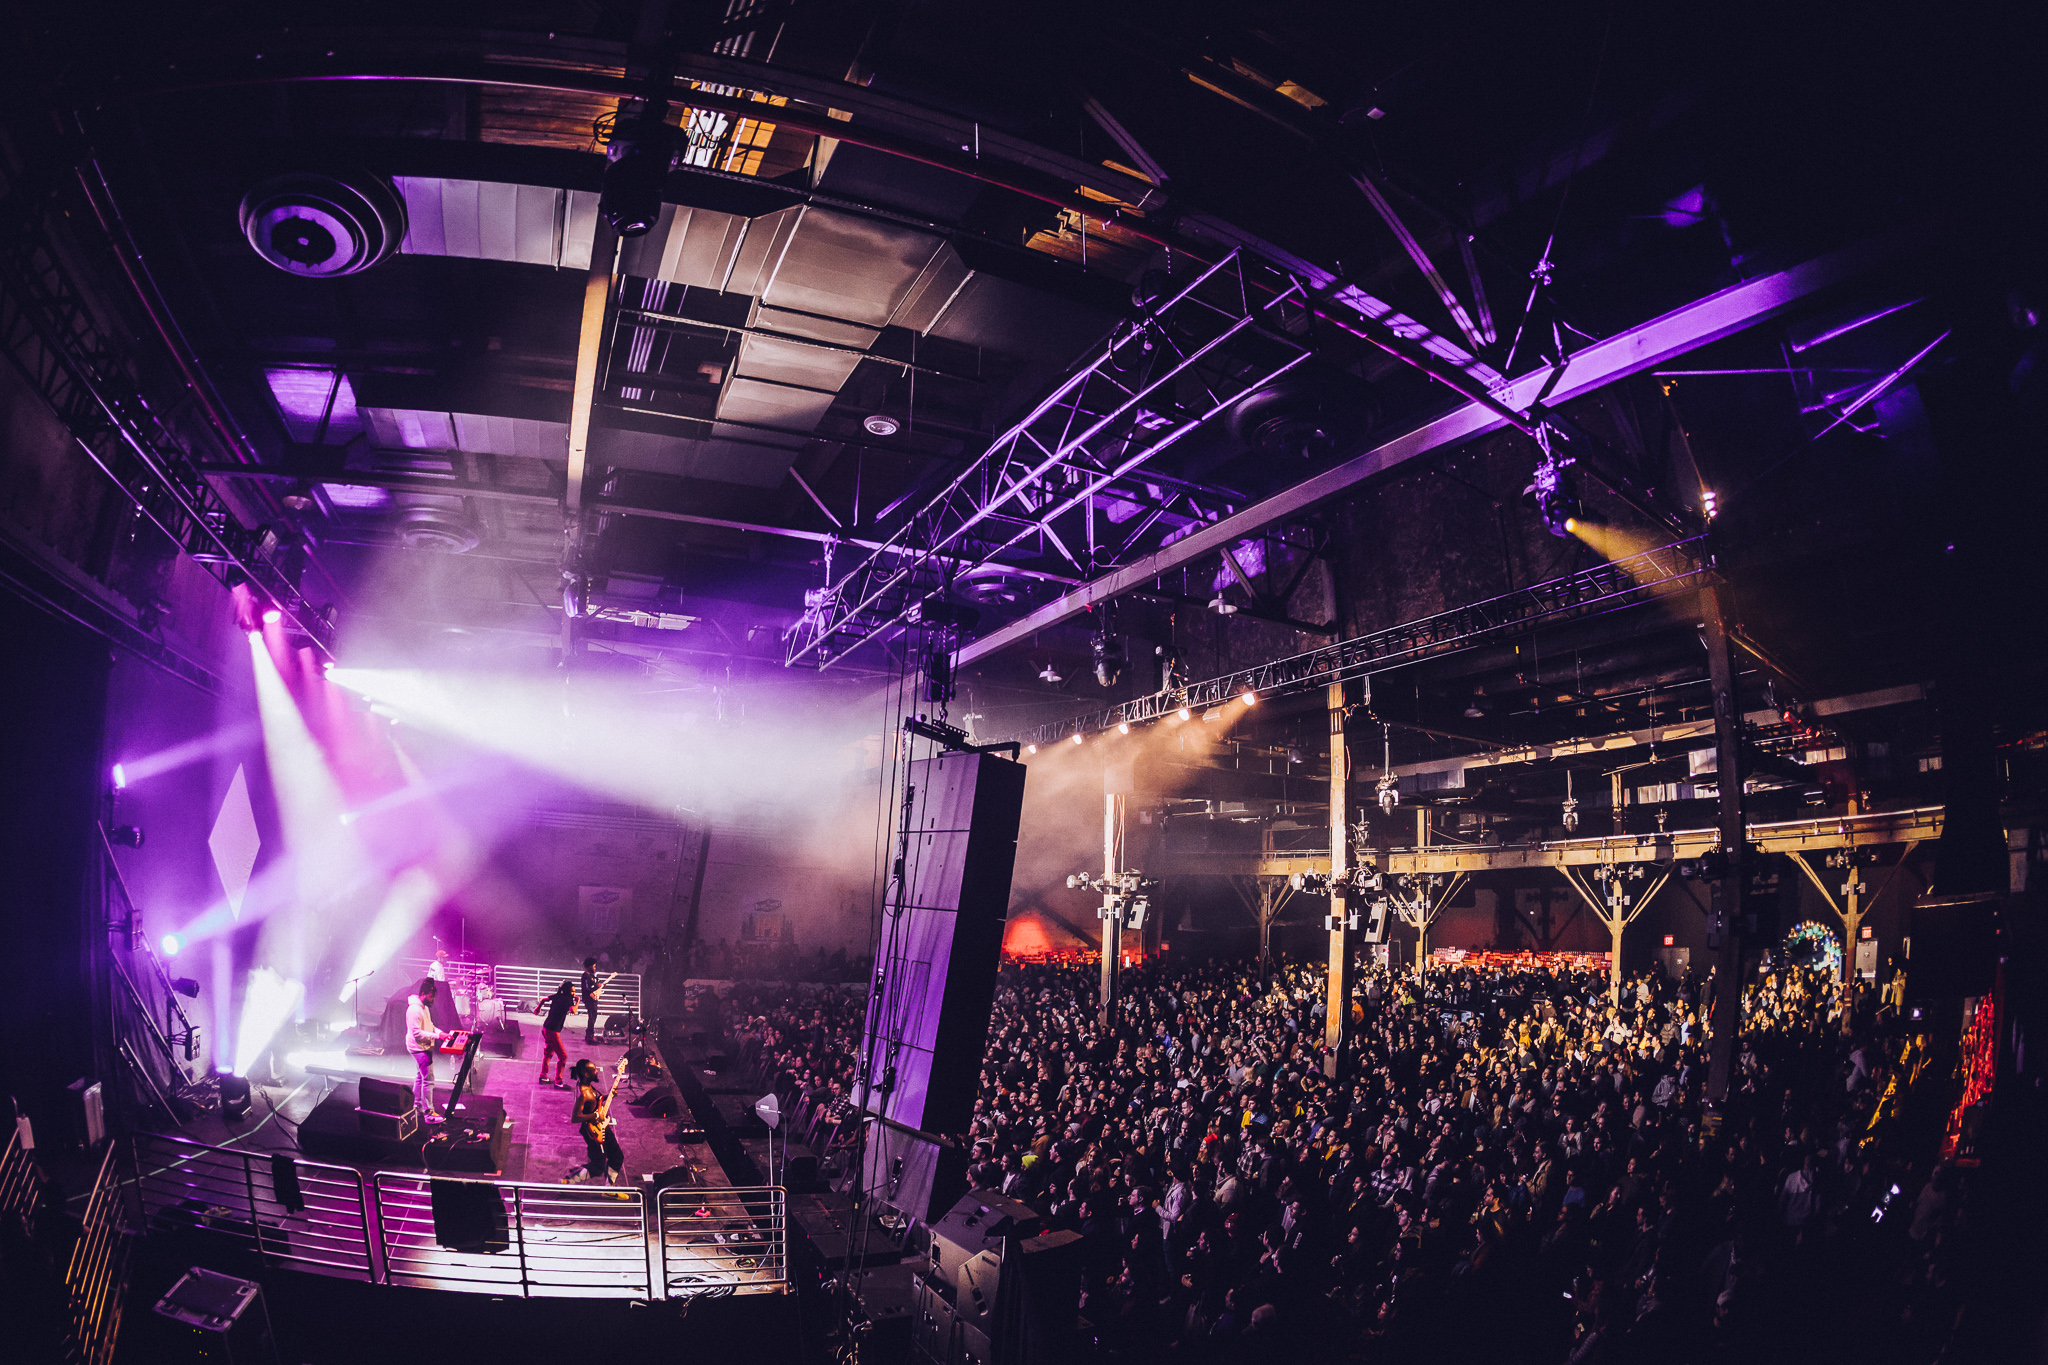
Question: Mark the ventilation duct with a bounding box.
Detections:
[240,172,407,277]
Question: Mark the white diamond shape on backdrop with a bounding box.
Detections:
[209,763,260,919]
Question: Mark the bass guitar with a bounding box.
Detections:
[581,1055,631,1142]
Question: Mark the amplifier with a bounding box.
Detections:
[358,1106,419,1141]
[358,1076,411,1115]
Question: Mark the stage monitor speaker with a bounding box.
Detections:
[359,1075,411,1115]
[218,1074,252,1121]
[857,750,1026,1140]
[1907,894,1999,1002]
[430,1178,508,1253]
[638,1093,680,1119]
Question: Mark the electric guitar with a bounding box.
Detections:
[586,971,619,1002]
[580,1056,631,1141]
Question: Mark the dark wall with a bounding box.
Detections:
[0,589,110,1141]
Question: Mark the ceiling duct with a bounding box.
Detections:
[1225,374,1378,463]
[240,171,407,277]
[393,505,481,554]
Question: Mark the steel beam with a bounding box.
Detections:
[1166,805,1944,878]
[958,231,1913,669]
[1017,536,1708,745]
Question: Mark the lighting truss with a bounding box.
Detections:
[1018,534,1711,746]
[0,169,334,649]
[784,250,1314,668]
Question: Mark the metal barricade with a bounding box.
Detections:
[133,1132,377,1283]
[65,1143,134,1365]
[373,1172,650,1298]
[656,1186,788,1298]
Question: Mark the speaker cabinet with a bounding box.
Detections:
[858,751,1025,1137]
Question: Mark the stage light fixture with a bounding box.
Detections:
[1702,489,1719,518]
[262,607,282,624]
[1207,593,1238,616]
[1118,721,1131,735]
[1070,732,1084,745]
[217,1071,252,1121]
[111,763,127,790]
[1177,705,1192,721]
[863,414,901,437]
[172,977,202,999]
[1026,743,1038,754]
[109,825,145,849]
[1240,691,1257,706]
[599,111,678,237]
[161,933,184,957]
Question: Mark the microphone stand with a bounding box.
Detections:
[344,971,375,1030]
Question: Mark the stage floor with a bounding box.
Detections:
[185,1029,723,1191]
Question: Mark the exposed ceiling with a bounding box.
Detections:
[3,0,2041,778]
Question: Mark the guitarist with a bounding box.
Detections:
[580,957,613,1043]
[564,1058,625,1185]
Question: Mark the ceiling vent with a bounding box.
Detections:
[958,564,1034,606]
[393,505,480,554]
[239,172,407,278]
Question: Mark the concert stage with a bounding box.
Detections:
[281,1028,720,1188]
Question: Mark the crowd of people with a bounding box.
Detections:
[951,956,1971,1362]
[738,949,1978,1363]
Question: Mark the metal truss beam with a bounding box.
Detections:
[1019,534,1708,745]
[784,251,1312,667]
[958,231,1913,670]
[0,173,335,650]
[1167,805,1944,878]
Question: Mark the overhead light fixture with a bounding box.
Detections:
[1038,663,1064,683]
[1070,732,1084,745]
[280,482,318,512]
[1240,691,1257,706]
[109,825,145,849]
[111,763,127,790]
[1026,743,1039,754]
[1464,689,1488,719]
[161,933,185,957]
[262,608,282,625]
[599,110,677,237]
[172,977,202,999]
[863,414,901,437]
[1702,489,1719,518]
[1207,593,1238,616]
[1118,721,1131,735]
[1177,705,1192,721]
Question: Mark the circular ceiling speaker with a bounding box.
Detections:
[239,172,407,278]
[862,413,902,437]
[394,506,480,554]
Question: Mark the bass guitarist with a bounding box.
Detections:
[564,1058,626,1185]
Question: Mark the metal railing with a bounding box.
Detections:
[133,1132,377,1282]
[656,1185,788,1298]
[0,1129,42,1237]
[374,1172,651,1299]
[128,1131,782,1301]
[65,1143,134,1365]
[493,965,644,1020]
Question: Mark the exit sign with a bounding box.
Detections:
[1662,935,1675,946]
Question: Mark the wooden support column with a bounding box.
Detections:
[1324,681,1352,1077]
[1701,583,1748,1107]
[1099,790,1125,1025]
